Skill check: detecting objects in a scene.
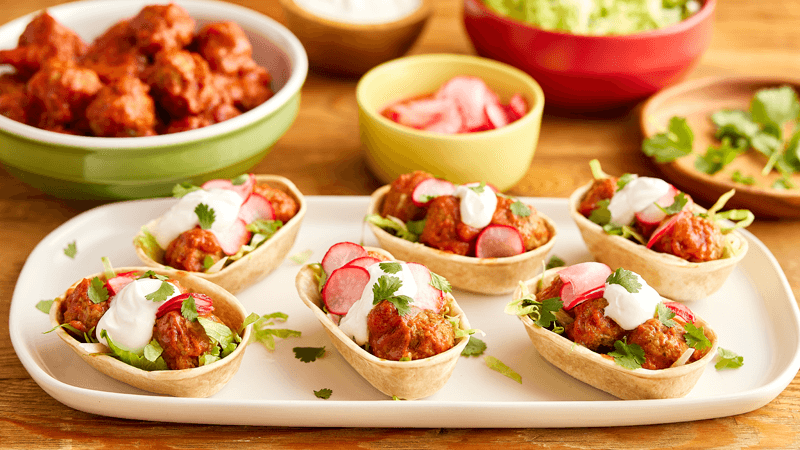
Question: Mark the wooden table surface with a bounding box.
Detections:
[2,0,800,448]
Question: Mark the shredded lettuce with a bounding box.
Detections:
[101,330,168,371]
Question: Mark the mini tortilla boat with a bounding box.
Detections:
[513,267,718,400]
[134,175,307,294]
[295,247,470,400]
[50,267,252,398]
[367,184,558,295]
[569,182,748,302]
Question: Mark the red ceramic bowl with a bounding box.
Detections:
[463,0,716,112]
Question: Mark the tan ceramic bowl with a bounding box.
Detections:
[513,267,718,400]
[50,267,252,398]
[279,0,431,76]
[366,185,557,295]
[133,175,306,294]
[568,182,748,302]
[295,247,470,400]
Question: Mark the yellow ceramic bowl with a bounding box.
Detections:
[356,54,545,192]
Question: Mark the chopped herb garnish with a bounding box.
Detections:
[588,199,612,225]
[88,277,109,304]
[172,181,201,198]
[616,173,637,190]
[656,192,689,216]
[468,182,486,194]
[683,323,711,350]
[203,255,215,270]
[429,272,452,293]
[293,346,326,363]
[372,275,411,315]
[641,116,694,163]
[510,200,531,217]
[694,138,747,175]
[656,302,677,328]
[144,281,174,302]
[138,270,168,281]
[605,268,641,294]
[63,241,77,259]
[230,174,249,186]
[36,299,54,314]
[195,203,215,230]
[181,295,199,322]
[609,338,645,370]
[715,348,744,370]
[545,255,566,270]
[379,262,402,274]
[484,356,521,383]
[731,170,756,185]
[314,388,332,399]
[461,336,487,357]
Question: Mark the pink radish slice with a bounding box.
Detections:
[344,256,381,269]
[664,301,695,323]
[322,265,371,315]
[201,173,255,200]
[558,262,613,310]
[411,178,456,207]
[406,262,445,312]
[646,209,687,249]
[214,218,251,255]
[475,224,525,258]
[635,185,681,226]
[157,293,214,318]
[423,100,464,134]
[390,98,453,129]
[435,76,492,130]
[106,274,136,296]
[321,242,368,275]
[485,100,508,129]
[509,93,528,118]
[238,192,275,223]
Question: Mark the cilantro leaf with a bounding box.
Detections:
[246,219,282,239]
[616,173,636,190]
[172,181,201,198]
[588,199,612,225]
[143,339,164,362]
[379,262,402,274]
[545,255,566,270]
[101,330,168,371]
[365,214,420,242]
[605,268,641,294]
[88,277,109,304]
[138,270,168,281]
[751,131,782,159]
[429,272,452,293]
[642,116,694,163]
[293,346,326,363]
[772,177,795,190]
[484,355,521,383]
[144,281,174,302]
[694,138,747,175]
[135,228,164,260]
[656,302,677,328]
[731,170,756,185]
[711,109,759,141]
[230,174,249,186]
[372,275,402,304]
[468,182,486,194]
[656,192,689,216]
[388,295,413,316]
[181,295,199,322]
[715,347,744,370]
[203,255,215,270]
[609,338,646,370]
[36,299,54,314]
[289,249,313,265]
[461,336,487,357]
[602,224,646,244]
[510,200,531,217]
[63,241,77,259]
[195,203,216,230]
[406,219,426,235]
[750,85,800,137]
[683,323,711,350]
[535,297,563,328]
[314,388,332,399]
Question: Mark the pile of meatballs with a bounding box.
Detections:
[0,3,274,137]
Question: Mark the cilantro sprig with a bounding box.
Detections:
[88,277,109,304]
[609,338,646,370]
[195,203,216,229]
[715,348,744,370]
[683,323,711,350]
[605,268,642,294]
[511,200,531,217]
[461,336,487,357]
[294,347,326,363]
[314,388,332,399]
[63,241,77,259]
[365,214,421,242]
[144,281,174,302]
[372,275,412,316]
[656,302,677,328]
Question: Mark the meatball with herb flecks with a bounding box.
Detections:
[86,76,156,137]
[164,227,225,272]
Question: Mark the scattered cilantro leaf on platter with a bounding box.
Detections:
[694,138,747,175]
[293,346,326,363]
[249,312,302,351]
[461,336,487,357]
[731,170,756,185]
[715,348,744,370]
[36,299,54,314]
[63,241,77,259]
[289,249,313,265]
[314,388,332,399]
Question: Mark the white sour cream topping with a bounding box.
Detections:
[338,262,418,345]
[607,176,671,226]
[603,273,662,330]
[150,188,244,249]
[294,0,421,24]
[96,278,183,353]
[454,183,497,229]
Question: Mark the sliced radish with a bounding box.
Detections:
[475,224,525,258]
[558,262,613,310]
[322,265,371,315]
[509,93,528,119]
[485,100,508,129]
[156,293,214,318]
[201,173,255,200]
[390,97,452,129]
[435,76,492,130]
[411,178,456,207]
[406,262,445,312]
[214,218,251,255]
[106,274,136,296]
[344,256,381,269]
[635,185,681,226]
[664,301,695,323]
[646,209,688,249]
[423,100,464,134]
[238,192,275,224]
[321,242,368,276]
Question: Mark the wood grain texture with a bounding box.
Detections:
[1,0,799,447]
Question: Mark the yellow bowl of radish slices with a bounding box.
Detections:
[356,54,545,192]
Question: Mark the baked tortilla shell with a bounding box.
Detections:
[295,247,470,400]
[134,175,307,294]
[367,185,558,295]
[514,267,718,400]
[569,182,748,302]
[50,267,252,398]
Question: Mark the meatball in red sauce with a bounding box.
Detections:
[164,227,225,272]
[649,210,724,262]
[153,310,220,370]
[367,300,455,361]
[380,170,433,223]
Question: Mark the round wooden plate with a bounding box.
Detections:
[640,76,800,218]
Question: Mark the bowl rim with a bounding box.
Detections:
[279,0,432,31]
[464,0,716,41]
[0,0,308,150]
[355,53,545,140]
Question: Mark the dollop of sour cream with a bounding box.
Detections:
[96,278,182,353]
[607,176,671,226]
[603,272,662,330]
[454,183,497,229]
[338,262,418,345]
[294,0,421,24]
[151,188,244,249]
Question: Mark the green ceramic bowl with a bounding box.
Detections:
[0,0,308,200]
[356,54,544,191]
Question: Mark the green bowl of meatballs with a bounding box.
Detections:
[0,0,307,200]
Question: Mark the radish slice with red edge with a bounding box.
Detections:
[559,262,613,310]
[201,173,255,200]
[106,274,137,296]
[321,242,368,275]
[646,209,688,249]
[509,93,528,118]
[322,265,371,315]
[214,218,251,255]
[407,262,445,312]
[156,293,214,319]
[435,76,492,130]
[485,101,509,129]
[344,256,381,269]
[238,192,275,224]
[411,178,456,207]
[475,224,524,258]
[664,301,695,323]
[635,185,681,226]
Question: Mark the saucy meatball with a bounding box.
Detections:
[565,298,626,352]
[60,277,110,337]
[86,76,156,137]
[26,60,102,129]
[627,318,697,370]
[146,49,218,118]
[164,227,225,272]
[0,12,87,77]
[81,20,147,83]
[578,177,617,217]
[129,3,195,56]
[253,183,299,223]
[380,170,433,222]
[196,21,254,75]
[491,196,550,250]
[153,310,217,370]
[164,103,241,134]
[367,300,455,361]
[649,210,724,262]
[419,195,471,256]
[0,74,31,123]
[225,66,273,112]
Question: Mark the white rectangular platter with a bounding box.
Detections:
[9,196,800,427]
